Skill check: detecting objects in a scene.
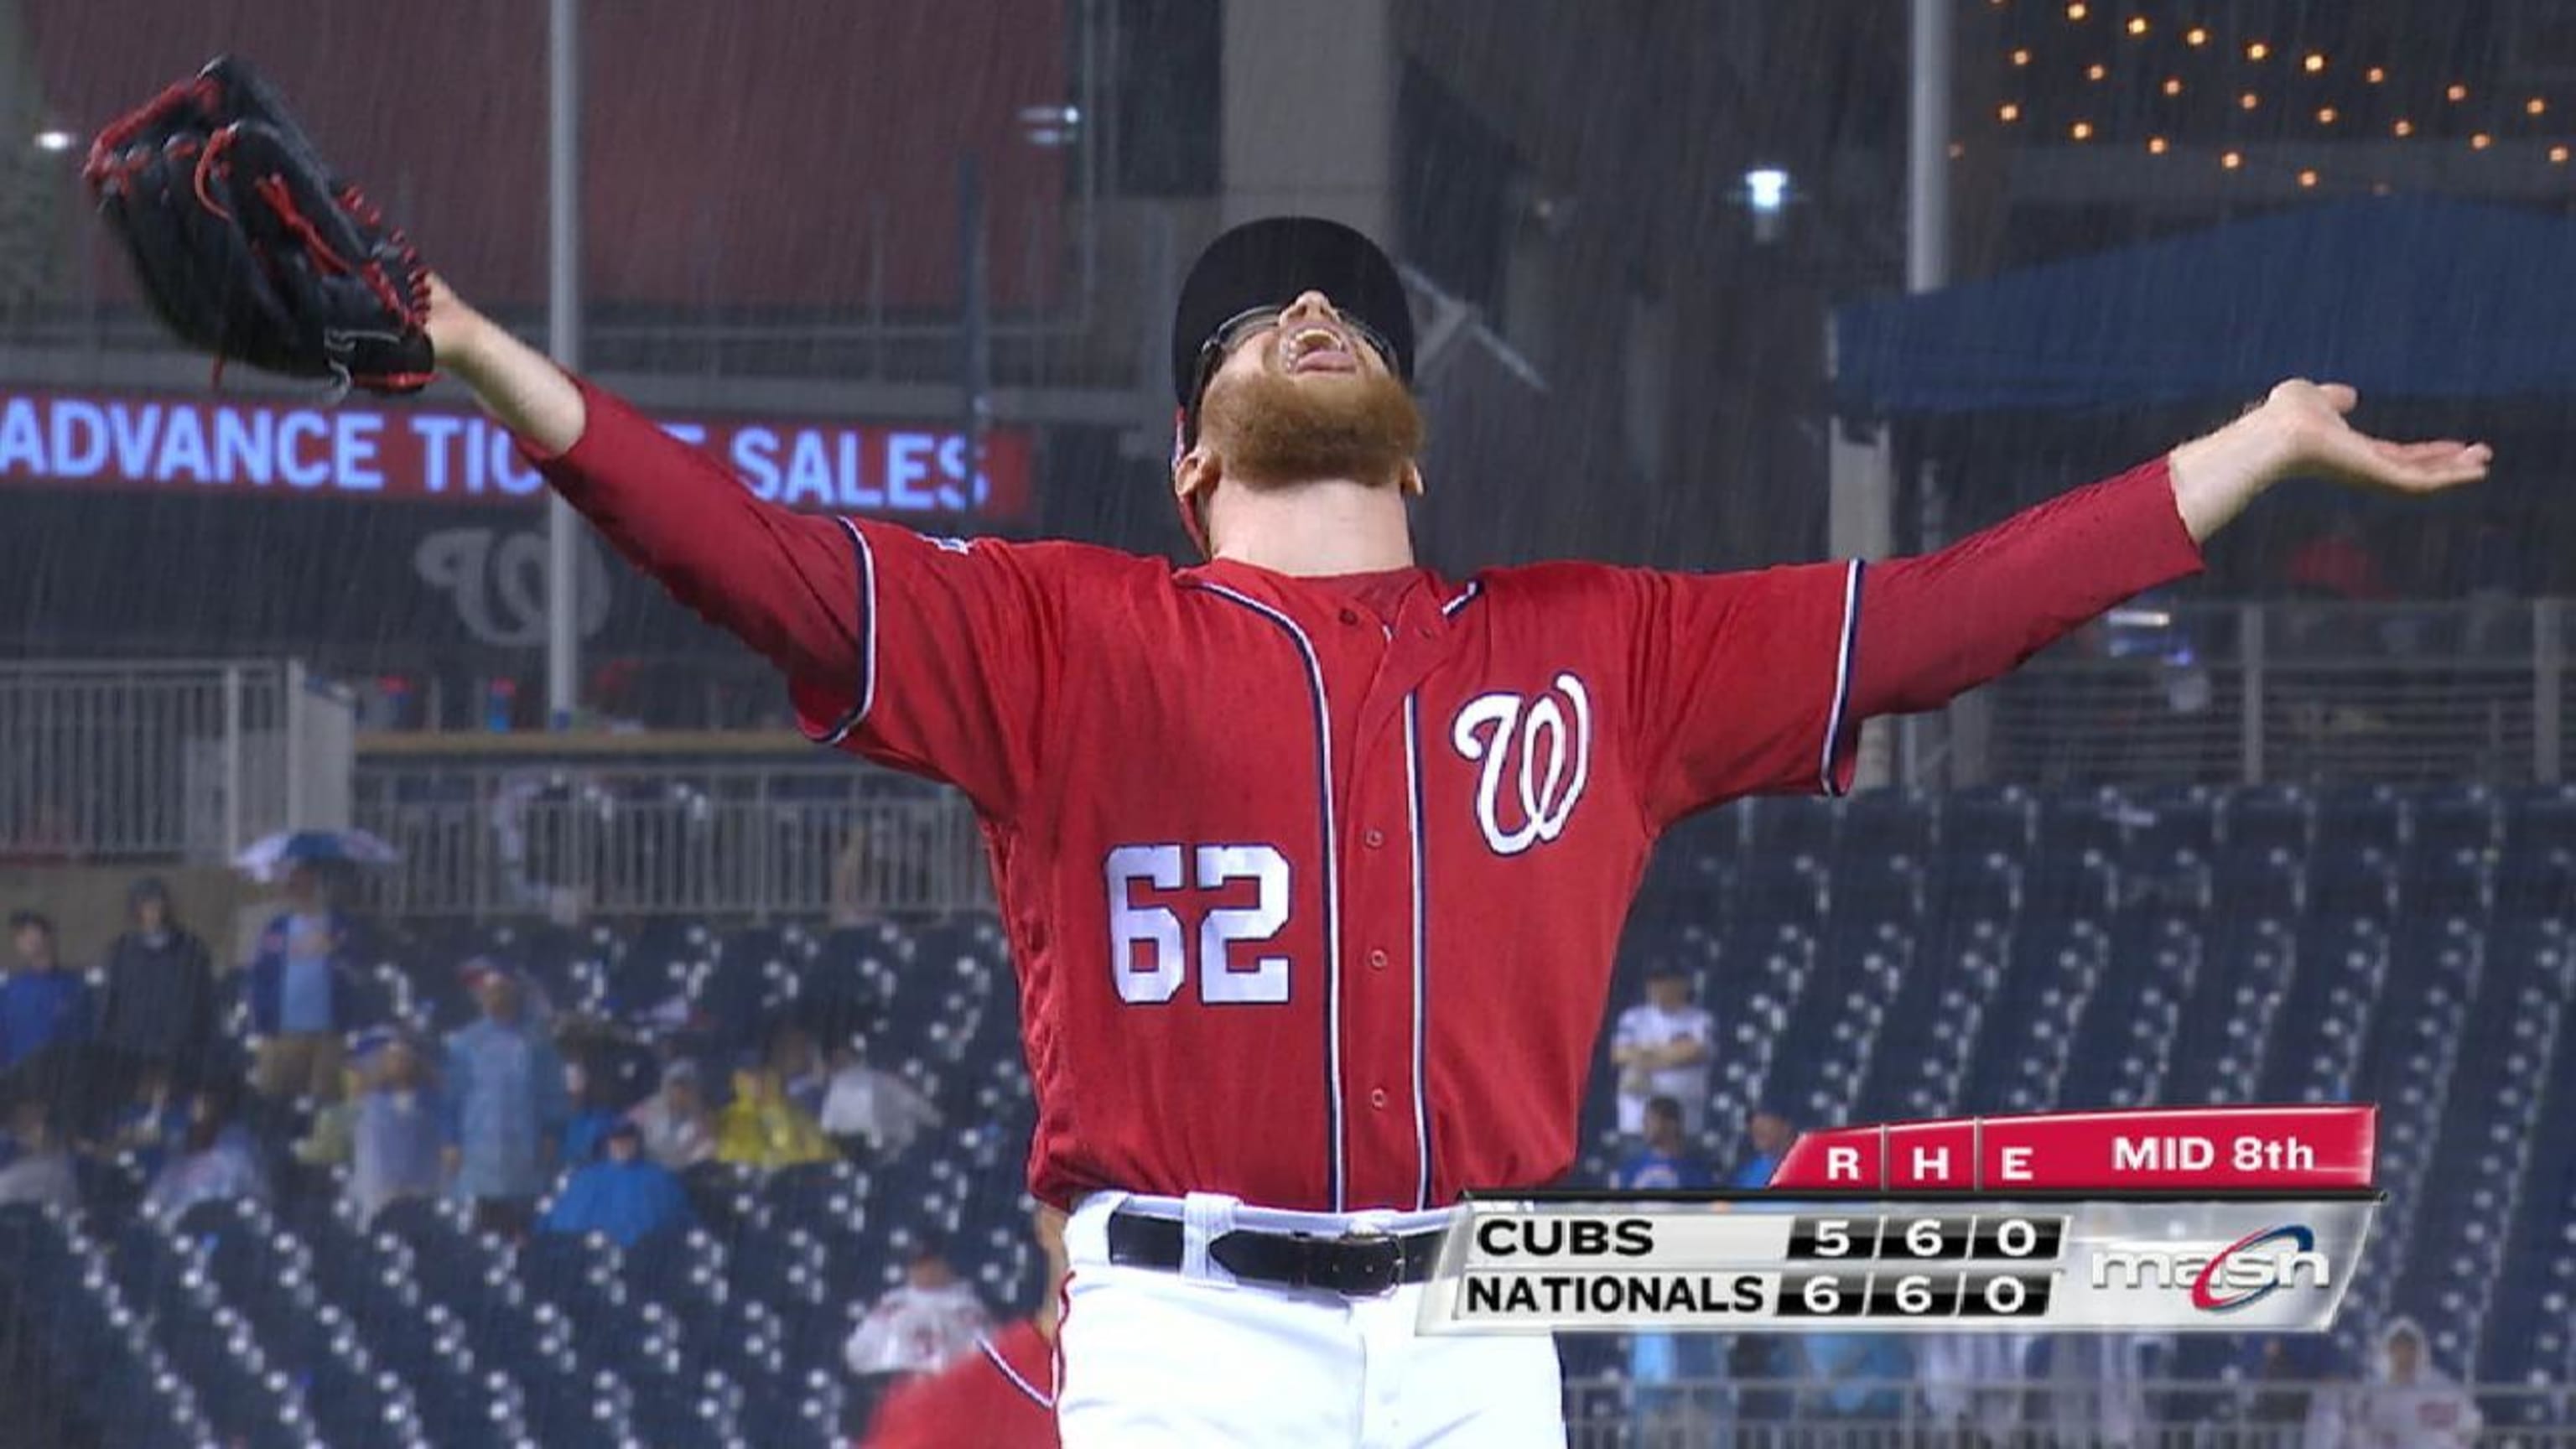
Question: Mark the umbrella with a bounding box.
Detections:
[232,828,400,881]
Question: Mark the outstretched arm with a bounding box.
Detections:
[424,279,854,686]
[1630,381,2489,819]
[1853,379,2490,717]
[422,279,1055,816]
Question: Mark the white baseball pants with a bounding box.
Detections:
[1055,1191,1566,1448]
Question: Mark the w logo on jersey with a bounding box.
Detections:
[1452,673,1593,856]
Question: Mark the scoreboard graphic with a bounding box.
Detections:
[1420,1105,2379,1335]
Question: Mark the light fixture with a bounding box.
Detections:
[2127,16,2148,35]
[2185,26,2210,46]
[2529,97,2548,116]
[2163,76,2184,96]
[1949,141,1966,158]
[1999,102,2023,122]
[2087,63,2107,81]
[2303,53,2327,73]
[1745,168,1790,213]
[2318,106,2338,124]
[2066,1,2087,18]
[2448,83,2469,102]
[2012,48,2033,65]
[2220,150,2244,169]
[2393,119,2414,137]
[2070,120,2095,140]
[2366,66,2386,84]
[2471,132,2493,149]
[2246,40,2270,60]
[31,129,73,153]
[2298,169,2319,188]
[2148,136,2169,154]
[2554,145,2572,164]
[2241,91,2261,110]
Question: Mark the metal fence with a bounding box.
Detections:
[1982,598,2568,787]
[1560,1376,2575,1448]
[351,760,992,920]
[0,659,318,862]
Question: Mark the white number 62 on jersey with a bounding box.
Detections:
[1104,843,1291,1005]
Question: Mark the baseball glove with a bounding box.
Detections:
[82,56,434,395]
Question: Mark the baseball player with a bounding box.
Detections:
[861,1207,1070,1449]
[87,70,2490,1446]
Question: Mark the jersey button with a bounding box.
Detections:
[1369,1088,1389,1109]
[1363,828,1385,849]
[1367,948,1389,970]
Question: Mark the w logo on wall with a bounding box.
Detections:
[413,527,613,647]
[1451,673,1593,856]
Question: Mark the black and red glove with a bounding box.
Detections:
[82,55,434,395]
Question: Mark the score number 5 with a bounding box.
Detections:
[1106,844,1291,1005]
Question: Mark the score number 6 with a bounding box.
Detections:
[1107,844,1291,1005]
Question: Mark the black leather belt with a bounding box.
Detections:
[1105,1210,1448,1296]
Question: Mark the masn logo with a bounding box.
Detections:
[2088,1225,2330,1311]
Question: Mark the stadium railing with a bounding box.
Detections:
[0,657,353,863]
[1989,597,2568,785]
[351,750,992,920]
[1560,1374,2576,1447]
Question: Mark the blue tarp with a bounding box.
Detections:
[1832,197,2576,416]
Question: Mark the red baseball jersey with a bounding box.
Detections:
[532,381,2201,1214]
[862,1321,1057,1449]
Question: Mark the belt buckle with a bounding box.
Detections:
[1335,1221,1402,1297]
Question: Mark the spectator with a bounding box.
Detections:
[1919,1333,2033,1446]
[1614,1097,1713,1191]
[1613,1096,1718,1447]
[537,1119,695,1247]
[1800,1332,1916,1422]
[3,911,91,1072]
[247,865,358,1102]
[2241,1335,2344,1449]
[1732,1109,1795,1188]
[442,971,569,1239]
[1608,963,1712,1135]
[560,1046,626,1166]
[94,1059,191,1179]
[715,1062,838,1171]
[1721,1107,1800,1422]
[628,1060,716,1171]
[2285,510,2392,602]
[844,1243,994,1379]
[0,1098,76,1209]
[346,1035,445,1224]
[819,1036,942,1161]
[2345,1317,2480,1448]
[460,955,556,1032]
[2038,1330,2168,1448]
[766,1021,830,1119]
[94,878,218,1091]
[863,1207,1069,1449]
[143,1088,269,1218]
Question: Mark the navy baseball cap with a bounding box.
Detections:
[1171,216,1415,437]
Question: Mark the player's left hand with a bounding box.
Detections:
[2256,379,2491,495]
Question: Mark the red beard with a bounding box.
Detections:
[1198,366,1425,487]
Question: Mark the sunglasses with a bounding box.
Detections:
[1182,302,1399,441]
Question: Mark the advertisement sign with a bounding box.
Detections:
[0,388,1034,523]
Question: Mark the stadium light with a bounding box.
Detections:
[33,130,75,153]
[1743,168,1790,244]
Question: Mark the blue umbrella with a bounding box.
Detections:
[233,828,400,881]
